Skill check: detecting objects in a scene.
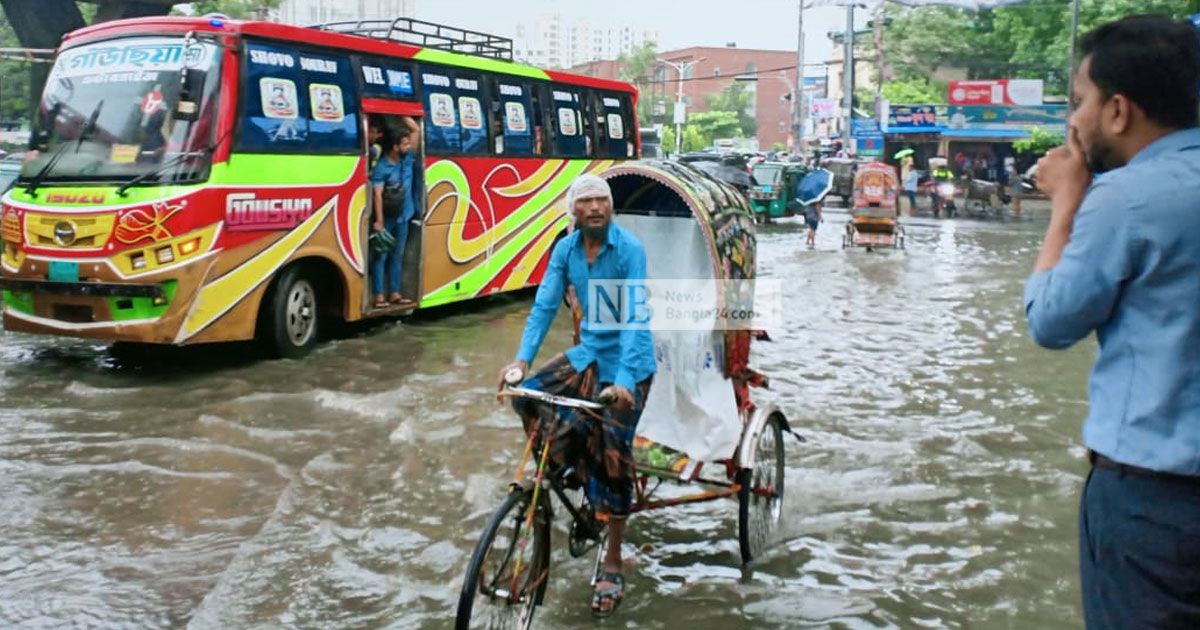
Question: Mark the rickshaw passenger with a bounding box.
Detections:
[498,174,656,617]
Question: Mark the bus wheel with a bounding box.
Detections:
[263,266,319,359]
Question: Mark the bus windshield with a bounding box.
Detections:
[21,36,222,185]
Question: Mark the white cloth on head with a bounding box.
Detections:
[567,173,613,210]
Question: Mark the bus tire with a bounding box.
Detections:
[261,265,320,359]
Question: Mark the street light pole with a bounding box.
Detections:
[658,58,702,155]
[842,2,855,152]
[794,0,806,157]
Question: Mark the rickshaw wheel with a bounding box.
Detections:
[455,487,551,630]
[737,414,786,564]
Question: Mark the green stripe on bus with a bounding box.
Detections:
[414,49,550,80]
[212,154,360,186]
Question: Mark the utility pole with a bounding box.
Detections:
[794,0,806,157]
[842,2,854,152]
[1066,0,1082,103]
[658,58,703,155]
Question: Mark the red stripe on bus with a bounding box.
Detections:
[361,99,424,116]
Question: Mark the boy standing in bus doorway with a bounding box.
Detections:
[499,174,656,617]
[370,116,421,308]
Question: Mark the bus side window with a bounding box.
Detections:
[495,80,534,156]
[240,42,309,151]
[420,70,462,153]
[550,87,586,157]
[299,50,358,152]
[454,72,488,155]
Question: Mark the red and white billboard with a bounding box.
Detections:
[948,79,1044,106]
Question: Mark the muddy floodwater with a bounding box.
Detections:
[0,205,1097,628]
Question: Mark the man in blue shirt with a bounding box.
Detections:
[1024,15,1200,627]
[370,116,420,308]
[499,173,655,617]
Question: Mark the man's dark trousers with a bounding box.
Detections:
[1080,463,1200,629]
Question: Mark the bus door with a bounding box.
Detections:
[361,99,424,311]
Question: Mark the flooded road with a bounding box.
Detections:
[0,205,1097,628]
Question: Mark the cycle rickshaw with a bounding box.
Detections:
[843,161,906,250]
[455,160,792,628]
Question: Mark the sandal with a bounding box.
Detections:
[373,295,387,308]
[590,570,625,618]
[388,292,405,304]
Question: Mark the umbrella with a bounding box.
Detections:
[893,148,915,159]
[796,168,834,206]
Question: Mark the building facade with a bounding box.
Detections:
[568,45,812,151]
[514,14,657,70]
[276,0,414,26]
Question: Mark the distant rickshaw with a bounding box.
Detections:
[842,162,906,250]
[748,161,807,221]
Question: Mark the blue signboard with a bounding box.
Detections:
[887,105,941,131]
[851,118,881,137]
[856,134,885,157]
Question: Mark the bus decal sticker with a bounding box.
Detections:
[386,69,413,96]
[430,93,456,127]
[421,158,597,302]
[504,102,527,133]
[557,108,577,136]
[110,144,138,164]
[334,184,369,275]
[299,56,337,74]
[459,97,483,130]
[179,197,335,342]
[309,84,344,123]
[224,193,316,231]
[261,78,298,119]
[114,200,185,245]
[607,113,624,139]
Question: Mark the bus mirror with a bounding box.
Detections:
[175,70,206,122]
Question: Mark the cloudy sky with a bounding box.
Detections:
[413,0,874,72]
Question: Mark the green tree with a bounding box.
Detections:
[684,110,740,148]
[880,0,1194,96]
[0,14,31,122]
[1013,126,1064,156]
[174,0,282,18]
[881,78,944,104]
[706,82,756,137]
[618,40,657,127]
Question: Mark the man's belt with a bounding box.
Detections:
[1088,450,1200,484]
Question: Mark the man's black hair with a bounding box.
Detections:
[1078,14,1200,130]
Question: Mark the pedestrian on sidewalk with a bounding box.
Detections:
[1023,14,1200,629]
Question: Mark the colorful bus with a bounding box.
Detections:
[0,16,638,357]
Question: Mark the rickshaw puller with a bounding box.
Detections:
[498,173,656,617]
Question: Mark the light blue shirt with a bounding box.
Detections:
[1023,128,1200,475]
[370,152,415,221]
[516,222,657,391]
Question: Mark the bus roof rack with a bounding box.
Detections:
[309,17,514,62]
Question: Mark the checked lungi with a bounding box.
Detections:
[512,354,652,519]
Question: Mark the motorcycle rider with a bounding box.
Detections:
[930,160,955,217]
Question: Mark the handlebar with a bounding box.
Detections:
[499,386,606,411]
